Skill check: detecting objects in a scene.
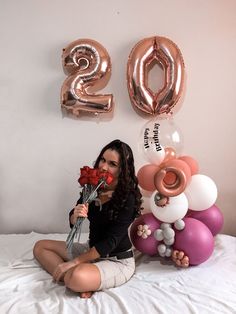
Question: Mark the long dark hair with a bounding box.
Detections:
[94,139,143,219]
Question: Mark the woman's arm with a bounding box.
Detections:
[73,246,100,265]
[70,203,88,225]
[69,195,83,228]
[52,246,100,282]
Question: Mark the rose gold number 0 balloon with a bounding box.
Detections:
[127,36,185,116]
[61,39,114,116]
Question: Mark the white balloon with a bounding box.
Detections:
[158,244,166,254]
[163,237,175,245]
[160,223,171,230]
[154,229,164,241]
[174,219,185,230]
[165,248,172,257]
[163,228,175,239]
[150,192,188,223]
[184,174,217,211]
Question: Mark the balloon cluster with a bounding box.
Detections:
[131,119,223,267]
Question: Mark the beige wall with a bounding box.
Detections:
[0,0,235,235]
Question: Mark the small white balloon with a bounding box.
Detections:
[174,219,185,230]
[158,244,166,254]
[154,229,164,241]
[184,174,217,211]
[160,223,171,230]
[163,228,175,240]
[165,248,172,257]
[164,237,175,245]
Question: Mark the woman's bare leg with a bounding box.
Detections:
[33,240,68,277]
[64,263,101,296]
[33,240,101,298]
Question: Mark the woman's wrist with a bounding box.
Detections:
[72,258,81,266]
[70,212,76,225]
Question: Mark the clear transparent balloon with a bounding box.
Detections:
[138,117,184,163]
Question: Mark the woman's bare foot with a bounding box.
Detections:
[79,291,93,298]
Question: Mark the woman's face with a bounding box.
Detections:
[98,148,120,188]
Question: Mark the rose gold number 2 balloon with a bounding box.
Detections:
[61,39,114,117]
[127,36,185,117]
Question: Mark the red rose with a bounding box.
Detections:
[105,172,113,185]
[89,177,100,185]
[78,176,88,186]
[80,166,91,177]
[78,166,92,186]
[99,171,113,184]
[89,168,99,178]
[98,171,114,188]
[87,168,99,186]
[78,166,113,188]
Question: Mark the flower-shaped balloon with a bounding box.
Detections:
[137,224,152,239]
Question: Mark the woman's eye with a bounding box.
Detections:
[110,162,118,167]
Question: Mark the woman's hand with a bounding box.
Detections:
[53,260,78,283]
[71,203,88,225]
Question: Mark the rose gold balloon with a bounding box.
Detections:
[164,147,177,162]
[61,38,114,117]
[154,159,191,197]
[163,171,177,186]
[127,36,185,117]
[178,155,199,175]
[137,164,160,192]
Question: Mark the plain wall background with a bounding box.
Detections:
[0,0,235,235]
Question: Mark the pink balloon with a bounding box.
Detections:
[174,217,214,265]
[137,164,160,191]
[130,213,161,255]
[187,205,224,236]
[178,155,199,175]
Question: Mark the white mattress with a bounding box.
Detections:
[0,232,235,314]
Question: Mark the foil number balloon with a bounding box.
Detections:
[127,36,185,116]
[61,39,114,117]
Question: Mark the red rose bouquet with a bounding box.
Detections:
[66,166,113,252]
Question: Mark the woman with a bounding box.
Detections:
[33,139,142,298]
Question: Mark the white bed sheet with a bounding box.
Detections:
[0,232,235,314]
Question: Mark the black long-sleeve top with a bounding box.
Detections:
[69,193,136,257]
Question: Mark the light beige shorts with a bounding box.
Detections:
[68,242,135,290]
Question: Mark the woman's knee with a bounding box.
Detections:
[33,240,54,257]
[33,240,45,258]
[64,264,100,292]
[33,239,68,261]
[64,266,85,291]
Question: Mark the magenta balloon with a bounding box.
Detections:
[174,217,214,265]
[188,205,224,236]
[130,213,161,255]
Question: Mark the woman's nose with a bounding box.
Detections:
[101,163,108,171]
